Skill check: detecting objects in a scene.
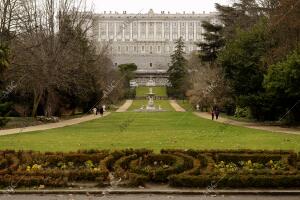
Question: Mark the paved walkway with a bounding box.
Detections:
[169,100,186,112]
[0,113,110,136]
[116,100,133,112]
[1,194,299,200]
[194,112,300,135]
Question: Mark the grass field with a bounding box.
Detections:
[136,86,167,97]
[128,100,174,111]
[176,100,195,111]
[1,110,300,152]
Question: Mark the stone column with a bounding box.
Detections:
[170,22,173,41]
[114,22,117,41]
[162,21,165,40]
[193,21,197,41]
[146,21,148,40]
[138,22,140,39]
[106,22,109,41]
[130,22,133,41]
[154,22,156,40]
[98,22,101,41]
[186,21,188,41]
[177,21,180,40]
[122,23,125,41]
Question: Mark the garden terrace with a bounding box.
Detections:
[1,149,300,189]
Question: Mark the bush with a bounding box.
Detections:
[0,149,300,188]
[234,106,251,118]
[129,154,187,182]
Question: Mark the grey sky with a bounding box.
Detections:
[87,0,232,14]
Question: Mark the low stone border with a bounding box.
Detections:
[1,189,300,195]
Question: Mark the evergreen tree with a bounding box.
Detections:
[118,63,137,98]
[197,21,224,63]
[167,37,188,98]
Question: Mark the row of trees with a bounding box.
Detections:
[0,0,124,123]
[170,0,300,123]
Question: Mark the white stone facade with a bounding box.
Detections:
[90,9,219,85]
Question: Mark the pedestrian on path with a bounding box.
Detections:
[215,107,220,120]
[99,106,104,116]
[92,107,97,115]
[211,107,215,120]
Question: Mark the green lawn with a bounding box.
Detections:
[1,111,300,152]
[128,100,174,111]
[176,100,195,111]
[136,86,167,97]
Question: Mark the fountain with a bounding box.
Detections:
[134,87,166,112]
[146,88,156,110]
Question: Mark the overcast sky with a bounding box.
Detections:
[86,0,232,14]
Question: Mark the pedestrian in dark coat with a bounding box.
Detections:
[211,107,215,120]
[99,106,104,116]
[215,107,220,120]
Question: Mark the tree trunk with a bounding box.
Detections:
[44,88,57,117]
[32,88,43,117]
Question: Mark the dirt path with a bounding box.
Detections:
[0,113,110,136]
[194,112,300,135]
[169,100,186,112]
[116,100,133,112]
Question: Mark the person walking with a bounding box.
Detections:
[92,107,97,115]
[211,107,215,120]
[99,106,104,116]
[215,107,220,120]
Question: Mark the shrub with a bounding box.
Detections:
[0,149,299,188]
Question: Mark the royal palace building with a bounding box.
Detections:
[90,9,219,86]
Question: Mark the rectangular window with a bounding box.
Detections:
[157,46,161,53]
[150,63,152,67]
[142,46,145,52]
[134,46,137,52]
[150,46,153,54]
[118,46,121,53]
[126,46,129,52]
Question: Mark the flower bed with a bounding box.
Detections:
[0,149,300,188]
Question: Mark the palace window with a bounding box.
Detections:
[150,63,153,67]
[141,46,145,52]
[157,46,161,53]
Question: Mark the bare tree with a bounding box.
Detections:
[186,52,232,110]
[5,0,118,117]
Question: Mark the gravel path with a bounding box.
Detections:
[0,113,110,136]
[169,100,186,112]
[116,100,133,112]
[194,112,300,135]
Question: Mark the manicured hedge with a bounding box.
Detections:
[1,149,300,188]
